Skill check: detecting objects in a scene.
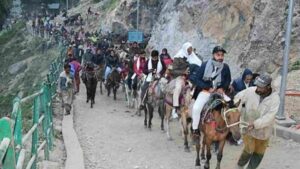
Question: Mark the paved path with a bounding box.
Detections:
[73,85,300,169]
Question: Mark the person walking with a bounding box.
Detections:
[234,74,280,169]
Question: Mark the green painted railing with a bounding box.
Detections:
[0,46,66,169]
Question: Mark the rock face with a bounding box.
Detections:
[146,0,300,77]
[69,0,300,77]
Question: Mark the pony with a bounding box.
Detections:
[81,62,98,108]
[139,77,166,129]
[194,93,242,169]
[106,67,121,100]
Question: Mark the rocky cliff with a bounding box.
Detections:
[69,0,299,77]
[148,0,300,77]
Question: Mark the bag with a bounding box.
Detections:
[164,79,176,95]
[172,58,188,78]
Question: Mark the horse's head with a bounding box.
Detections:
[210,93,241,140]
[222,106,241,141]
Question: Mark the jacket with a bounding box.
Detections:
[57,71,74,93]
[143,59,166,76]
[133,57,146,76]
[191,61,231,90]
[106,55,119,68]
[232,68,254,94]
[234,87,280,140]
[92,53,105,66]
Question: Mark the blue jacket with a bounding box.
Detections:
[190,61,231,90]
[232,68,254,94]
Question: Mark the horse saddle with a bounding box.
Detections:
[200,93,225,125]
[164,94,185,107]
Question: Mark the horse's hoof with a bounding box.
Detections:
[184,146,190,152]
[204,163,210,169]
[195,159,201,166]
[86,100,89,103]
[201,156,206,160]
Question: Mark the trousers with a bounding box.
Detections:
[192,91,211,129]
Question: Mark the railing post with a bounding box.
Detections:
[30,97,40,169]
[41,86,50,160]
[44,85,53,151]
[12,97,22,160]
[0,118,16,169]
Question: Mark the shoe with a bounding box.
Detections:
[237,139,243,145]
[171,109,178,119]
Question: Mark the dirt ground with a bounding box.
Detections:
[74,85,300,169]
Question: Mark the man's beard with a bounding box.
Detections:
[216,59,223,63]
[255,89,263,96]
[255,88,272,97]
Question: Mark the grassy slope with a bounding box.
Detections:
[0,21,59,129]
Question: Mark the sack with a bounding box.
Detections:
[164,79,176,95]
[172,58,188,78]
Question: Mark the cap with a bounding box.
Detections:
[254,74,272,87]
[212,46,227,54]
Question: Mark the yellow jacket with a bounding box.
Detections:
[234,87,280,140]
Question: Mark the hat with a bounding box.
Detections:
[212,46,227,54]
[254,74,272,87]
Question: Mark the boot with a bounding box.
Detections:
[171,108,179,119]
[246,153,264,169]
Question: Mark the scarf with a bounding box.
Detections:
[146,58,163,82]
[137,57,141,71]
[203,58,224,89]
[173,42,202,66]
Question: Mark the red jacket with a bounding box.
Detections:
[133,57,146,77]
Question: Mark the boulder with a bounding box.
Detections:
[8,61,27,75]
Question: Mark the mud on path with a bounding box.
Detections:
[73,85,300,169]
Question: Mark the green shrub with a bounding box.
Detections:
[0,21,26,45]
[102,0,119,11]
[290,60,300,71]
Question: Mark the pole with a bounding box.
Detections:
[276,0,295,120]
[66,0,69,10]
[137,0,139,31]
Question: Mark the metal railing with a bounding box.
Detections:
[0,46,65,169]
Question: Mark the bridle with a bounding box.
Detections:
[211,98,249,128]
[222,107,249,128]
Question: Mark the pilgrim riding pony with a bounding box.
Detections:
[194,93,242,169]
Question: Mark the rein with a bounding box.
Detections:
[222,108,249,128]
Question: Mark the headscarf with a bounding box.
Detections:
[242,68,253,81]
[173,42,202,66]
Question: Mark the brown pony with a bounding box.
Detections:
[195,93,241,169]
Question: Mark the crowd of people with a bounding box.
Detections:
[50,7,279,168]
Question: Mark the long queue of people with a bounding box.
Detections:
[121,42,279,169]
[54,19,279,168]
